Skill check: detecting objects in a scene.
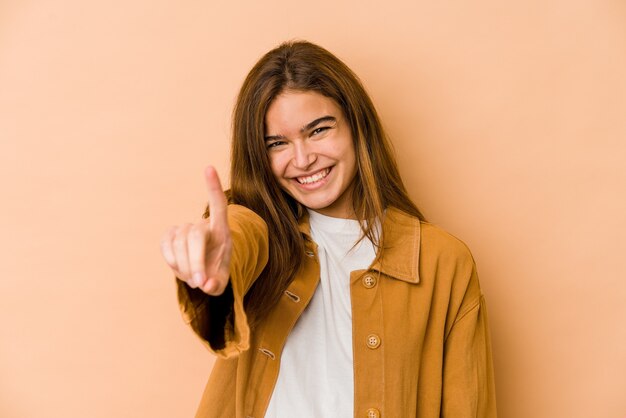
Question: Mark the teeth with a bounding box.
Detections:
[297,168,330,184]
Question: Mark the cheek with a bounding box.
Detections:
[338,140,357,171]
[345,152,358,184]
[268,154,287,180]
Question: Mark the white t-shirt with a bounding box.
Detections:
[264,210,377,418]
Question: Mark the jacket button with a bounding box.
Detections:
[366,334,381,349]
[366,408,381,418]
[362,274,377,288]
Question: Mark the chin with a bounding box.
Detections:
[301,201,333,210]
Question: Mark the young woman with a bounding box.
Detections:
[161,41,496,418]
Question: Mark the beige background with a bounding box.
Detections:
[1,0,625,417]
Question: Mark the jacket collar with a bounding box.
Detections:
[298,207,421,284]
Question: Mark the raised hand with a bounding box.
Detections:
[160,166,232,296]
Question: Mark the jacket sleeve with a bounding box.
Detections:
[442,266,497,418]
[176,204,269,359]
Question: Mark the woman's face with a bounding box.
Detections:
[264,90,358,219]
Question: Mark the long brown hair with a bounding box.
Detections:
[211,40,424,327]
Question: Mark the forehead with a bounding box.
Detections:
[265,90,342,134]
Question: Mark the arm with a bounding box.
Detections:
[161,166,269,358]
[177,205,269,358]
[442,266,497,418]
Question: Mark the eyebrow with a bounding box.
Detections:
[265,116,337,141]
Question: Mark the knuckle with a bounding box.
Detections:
[188,225,206,240]
[173,225,191,247]
[160,227,177,245]
[172,237,185,250]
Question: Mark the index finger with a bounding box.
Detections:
[204,165,228,228]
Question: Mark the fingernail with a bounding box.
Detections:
[192,272,204,287]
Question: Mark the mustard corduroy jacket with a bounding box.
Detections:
[177,205,497,418]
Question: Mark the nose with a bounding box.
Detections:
[292,140,317,169]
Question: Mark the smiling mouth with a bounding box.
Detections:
[296,167,331,185]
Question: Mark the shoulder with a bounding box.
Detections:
[381,208,477,280]
[383,207,474,265]
[419,222,475,265]
[225,204,269,238]
[419,222,480,304]
[226,204,266,224]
